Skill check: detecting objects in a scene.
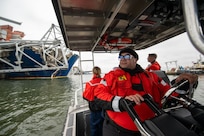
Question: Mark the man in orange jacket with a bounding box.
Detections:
[94,48,198,136]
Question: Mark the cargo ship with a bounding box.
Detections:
[0,24,78,79]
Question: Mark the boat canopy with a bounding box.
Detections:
[51,0,204,53]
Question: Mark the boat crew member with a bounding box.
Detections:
[94,47,198,136]
[83,66,104,136]
[146,53,161,71]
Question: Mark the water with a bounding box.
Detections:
[0,75,204,136]
[0,75,81,136]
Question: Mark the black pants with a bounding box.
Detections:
[103,119,141,136]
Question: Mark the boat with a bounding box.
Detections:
[188,55,204,74]
[0,24,78,79]
[177,57,204,75]
[50,0,204,136]
[166,56,204,75]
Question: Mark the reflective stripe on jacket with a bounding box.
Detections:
[94,68,170,131]
[83,76,102,101]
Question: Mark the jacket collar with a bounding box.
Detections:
[119,64,144,76]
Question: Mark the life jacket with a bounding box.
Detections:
[83,75,103,111]
[95,68,170,131]
[146,61,161,71]
[83,75,102,101]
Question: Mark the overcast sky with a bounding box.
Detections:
[0,0,203,73]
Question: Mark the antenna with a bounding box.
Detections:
[0,16,22,25]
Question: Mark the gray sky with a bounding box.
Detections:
[0,0,202,73]
[0,0,58,40]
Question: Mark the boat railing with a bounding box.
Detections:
[74,88,81,106]
[182,0,204,55]
[71,87,88,108]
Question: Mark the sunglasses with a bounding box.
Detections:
[118,54,133,60]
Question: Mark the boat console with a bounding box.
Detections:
[121,95,200,136]
[121,78,204,136]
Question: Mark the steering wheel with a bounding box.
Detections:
[161,80,189,107]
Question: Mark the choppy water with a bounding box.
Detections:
[0,75,203,136]
[0,75,81,136]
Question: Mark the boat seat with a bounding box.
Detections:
[169,107,203,130]
[153,70,171,84]
[144,113,198,136]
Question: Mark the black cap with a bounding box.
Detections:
[148,53,157,58]
[119,48,138,59]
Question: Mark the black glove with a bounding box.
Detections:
[119,98,136,112]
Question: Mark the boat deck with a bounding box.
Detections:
[63,103,91,136]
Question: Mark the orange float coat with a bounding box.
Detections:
[83,75,102,111]
[94,67,170,131]
[146,61,161,71]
